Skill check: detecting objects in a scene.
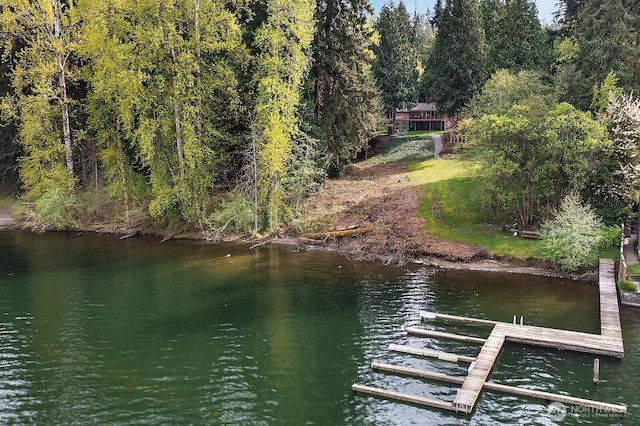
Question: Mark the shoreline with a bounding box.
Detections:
[0,212,594,282]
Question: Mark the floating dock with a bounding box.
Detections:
[352,259,626,417]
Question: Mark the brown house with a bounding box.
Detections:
[392,103,457,132]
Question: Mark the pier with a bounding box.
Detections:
[352,259,626,417]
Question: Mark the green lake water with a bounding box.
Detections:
[0,230,638,425]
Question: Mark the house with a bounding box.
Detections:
[392,103,457,132]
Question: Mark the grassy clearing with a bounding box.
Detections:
[362,133,435,165]
[408,157,541,258]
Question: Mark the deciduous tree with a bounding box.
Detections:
[466,84,606,226]
[252,0,314,232]
[0,0,80,201]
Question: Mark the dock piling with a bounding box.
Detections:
[354,258,625,418]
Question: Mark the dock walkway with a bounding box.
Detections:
[353,259,626,417]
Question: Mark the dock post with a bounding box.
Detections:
[520,316,523,326]
[513,315,516,325]
[593,358,600,385]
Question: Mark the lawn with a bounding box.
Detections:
[361,133,435,165]
[408,157,541,259]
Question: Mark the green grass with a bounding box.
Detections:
[627,262,640,276]
[408,157,541,258]
[618,279,638,292]
[362,133,435,165]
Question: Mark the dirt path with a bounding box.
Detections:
[295,160,488,265]
[293,152,578,278]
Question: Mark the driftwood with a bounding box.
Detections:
[119,230,139,240]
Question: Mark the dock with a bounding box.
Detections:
[453,327,506,413]
[352,259,626,417]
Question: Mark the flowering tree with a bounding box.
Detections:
[539,193,605,271]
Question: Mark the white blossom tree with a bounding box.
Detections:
[539,193,605,271]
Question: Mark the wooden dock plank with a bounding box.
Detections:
[371,362,465,385]
[453,329,506,413]
[351,383,457,411]
[370,363,626,415]
[420,311,498,326]
[389,344,476,363]
[406,327,487,344]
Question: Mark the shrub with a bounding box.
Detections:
[539,193,604,272]
[19,186,79,232]
[618,279,638,292]
[206,192,256,236]
[597,225,622,251]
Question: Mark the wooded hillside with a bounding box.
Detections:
[0,0,639,235]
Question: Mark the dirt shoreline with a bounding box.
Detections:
[0,158,593,282]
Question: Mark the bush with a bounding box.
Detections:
[539,194,604,272]
[19,186,79,232]
[597,225,622,251]
[206,192,256,236]
[618,279,638,292]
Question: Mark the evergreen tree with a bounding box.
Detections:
[423,0,487,115]
[481,0,501,65]
[556,0,585,24]
[312,0,380,176]
[570,0,638,110]
[430,0,444,30]
[412,11,435,100]
[486,0,548,74]
[373,1,418,115]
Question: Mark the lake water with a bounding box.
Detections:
[0,230,638,425]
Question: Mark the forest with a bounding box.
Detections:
[1,0,639,236]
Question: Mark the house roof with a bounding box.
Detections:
[396,102,438,112]
[411,102,438,111]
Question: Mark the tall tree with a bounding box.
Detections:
[0,0,80,200]
[423,0,487,115]
[570,0,638,110]
[485,0,548,74]
[0,45,20,191]
[313,0,380,176]
[252,0,314,232]
[429,0,444,30]
[373,1,418,115]
[412,11,434,100]
[78,0,246,227]
[556,0,585,24]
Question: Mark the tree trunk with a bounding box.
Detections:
[116,118,130,222]
[194,0,203,143]
[171,47,185,180]
[320,0,334,150]
[52,0,73,176]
